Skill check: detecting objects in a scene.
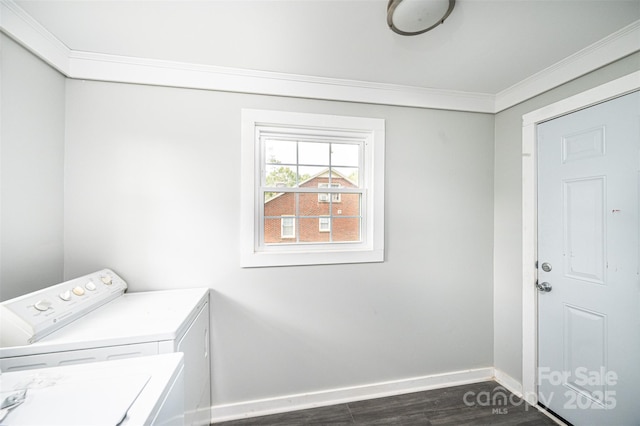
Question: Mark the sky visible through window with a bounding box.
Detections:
[264,139,360,187]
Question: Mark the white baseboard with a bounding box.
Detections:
[210,367,494,423]
[492,368,523,398]
[492,369,567,426]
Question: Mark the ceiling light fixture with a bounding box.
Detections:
[387,0,455,36]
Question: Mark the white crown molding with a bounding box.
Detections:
[67,49,496,113]
[1,0,638,113]
[0,0,70,74]
[0,0,494,113]
[495,19,640,112]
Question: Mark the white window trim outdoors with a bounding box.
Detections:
[319,216,330,233]
[241,109,385,267]
[281,216,295,239]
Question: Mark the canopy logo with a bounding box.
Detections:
[462,386,529,414]
[463,368,618,415]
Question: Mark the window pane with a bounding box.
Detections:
[264,218,286,243]
[333,166,359,187]
[264,165,298,188]
[332,217,361,242]
[299,192,330,216]
[298,166,325,185]
[332,193,360,215]
[265,217,296,243]
[264,192,295,214]
[331,143,359,167]
[316,183,340,204]
[299,141,329,166]
[265,139,296,164]
[264,216,298,244]
[299,217,330,243]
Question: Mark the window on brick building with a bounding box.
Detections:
[318,183,341,203]
[319,217,330,233]
[281,216,295,238]
[241,109,385,267]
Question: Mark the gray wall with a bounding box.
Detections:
[9,25,637,409]
[63,79,495,404]
[493,52,640,383]
[0,34,65,301]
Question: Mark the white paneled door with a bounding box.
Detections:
[537,91,640,425]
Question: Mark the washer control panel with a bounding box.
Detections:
[0,269,127,347]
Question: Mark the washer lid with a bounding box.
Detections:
[0,353,183,426]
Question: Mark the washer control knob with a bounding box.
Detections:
[59,290,72,301]
[72,286,85,296]
[85,281,97,291]
[101,275,112,285]
[34,300,52,311]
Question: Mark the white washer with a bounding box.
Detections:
[0,270,211,426]
[0,353,185,425]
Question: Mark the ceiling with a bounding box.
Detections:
[7,0,640,107]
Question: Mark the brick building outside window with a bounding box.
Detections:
[264,169,360,244]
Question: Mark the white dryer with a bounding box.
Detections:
[0,269,211,426]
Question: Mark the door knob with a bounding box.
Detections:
[536,281,552,292]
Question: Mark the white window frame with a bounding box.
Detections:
[281,216,295,239]
[319,216,330,233]
[241,109,385,267]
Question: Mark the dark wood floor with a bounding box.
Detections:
[214,381,560,425]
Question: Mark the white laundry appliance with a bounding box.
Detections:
[0,269,211,426]
[0,353,185,425]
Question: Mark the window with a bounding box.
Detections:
[281,216,295,238]
[241,109,385,267]
[319,217,330,232]
[318,183,341,202]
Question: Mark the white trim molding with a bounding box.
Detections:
[493,368,523,398]
[521,70,640,406]
[240,109,385,268]
[497,20,640,112]
[0,0,70,74]
[1,0,638,113]
[494,369,566,426]
[211,367,494,423]
[211,366,570,425]
[67,50,495,113]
